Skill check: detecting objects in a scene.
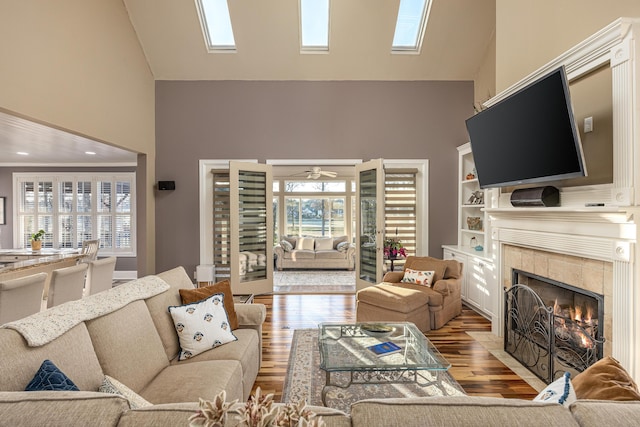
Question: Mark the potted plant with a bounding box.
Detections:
[31,229,45,251]
[383,236,407,259]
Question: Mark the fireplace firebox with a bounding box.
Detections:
[504,269,604,384]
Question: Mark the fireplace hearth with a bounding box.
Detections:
[504,269,604,384]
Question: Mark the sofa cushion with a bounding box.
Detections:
[168,294,238,361]
[570,400,640,426]
[179,280,239,330]
[0,323,104,392]
[316,250,348,260]
[350,396,580,427]
[0,391,130,427]
[572,356,640,400]
[25,360,79,392]
[297,237,315,251]
[357,284,430,313]
[289,249,316,260]
[147,266,196,361]
[140,360,244,404]
[315,237,334,251]
[171,328,260,400]
[99,375,152,409]
[86,300,169,394]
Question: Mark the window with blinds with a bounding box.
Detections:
[14,173,135,255]
[384,168,417,265]
[211,170,231,282]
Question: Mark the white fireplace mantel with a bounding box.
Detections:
[485,18,640,380]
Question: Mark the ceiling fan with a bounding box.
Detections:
[305,166,338,179]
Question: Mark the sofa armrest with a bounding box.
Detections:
[274,245,284,270]
[0,391,129,426]
[382,271,405,283]
[235,303,266,327]
[433,278,461,296]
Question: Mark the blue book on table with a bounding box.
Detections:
[367,341,402,357]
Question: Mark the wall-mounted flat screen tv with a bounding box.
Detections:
[465,66,586,189]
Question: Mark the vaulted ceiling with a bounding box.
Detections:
[124,0,496,81]
[1,0,495,165]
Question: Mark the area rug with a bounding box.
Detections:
[282,329,465,413]
[274,270,355,294]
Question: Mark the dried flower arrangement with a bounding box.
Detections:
[189,388,325,427]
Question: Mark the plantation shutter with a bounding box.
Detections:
[384,168,418,268]
[211,169,231,282]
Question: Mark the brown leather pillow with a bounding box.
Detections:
[179,280,239,330]
[572,356,640,400]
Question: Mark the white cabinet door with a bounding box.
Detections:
[443,248,467,300]
[466,256,484,310]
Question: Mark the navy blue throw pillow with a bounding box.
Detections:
[25,360,79,391]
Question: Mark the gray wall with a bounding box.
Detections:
[155,80,474,276]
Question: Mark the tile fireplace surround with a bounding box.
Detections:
[481,18,640,382]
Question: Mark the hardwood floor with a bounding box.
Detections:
[251,293,538,402]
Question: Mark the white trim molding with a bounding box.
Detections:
[487,18,640,381]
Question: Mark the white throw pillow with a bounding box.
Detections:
[168,293,238,361]
[314,237,333,251]
[533,372,576,407]
[401,268,436,286]
[297,237,315,251]
[99,375,152,409]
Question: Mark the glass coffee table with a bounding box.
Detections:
[318,322,452,405]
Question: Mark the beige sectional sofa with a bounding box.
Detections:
[274,235,356,270]
[0,266,267,426]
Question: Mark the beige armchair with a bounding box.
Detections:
[356,256,463,331]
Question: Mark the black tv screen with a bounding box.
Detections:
[466,66,586,189]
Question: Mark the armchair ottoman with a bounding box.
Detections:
[356,256,464,331]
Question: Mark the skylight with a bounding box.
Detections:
[392,0,431,52]
[299,0,330,51]
[196,0,236,52]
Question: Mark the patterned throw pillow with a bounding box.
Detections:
[332,235,349,249]
[336,241,350,253]
[168,293,238,361]
[25,360,79,391]
[179,280,239,330]
[280,240,293,252]
[533,372,576,406]
[400,268,436,286]
[99,375,152,409]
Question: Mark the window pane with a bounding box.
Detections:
[77,181,92,213]
[116,215,131,249]
[300,0,329,49]
[59,215,73,248]
[116,181,131,213]
[20,182,35,213]
[200,0,236,49]
[37,216,53,248]
[285,198,300,235]
[38,182,53,213]
[21,215,35,247]
[273,197,279,244]
[98,215,113,249]
[59,182,73,213]
[77,215,92,245]
[392,0,429,50]
[284,181,345,192]
[98,181,112,213]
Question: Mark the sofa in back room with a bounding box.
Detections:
[274,235,356,271]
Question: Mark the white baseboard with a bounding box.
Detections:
[113,271,138,281]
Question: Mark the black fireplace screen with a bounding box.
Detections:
[504,269,604,384]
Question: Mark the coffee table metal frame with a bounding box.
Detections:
[318,322,452,406]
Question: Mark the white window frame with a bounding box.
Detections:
[13,172,136,256]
